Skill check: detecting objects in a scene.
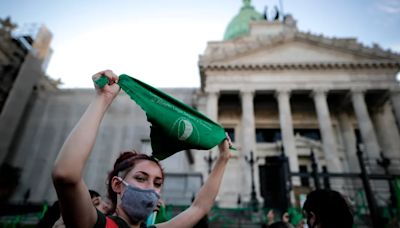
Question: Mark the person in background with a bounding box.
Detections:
[89,189,112,215]
[281,212,295,228]
[281,212,290,223]
[261,209,276,228]
[302,189,353,228]
[36,201,60,228]
[52,189,111,228]
[37,189,109,228]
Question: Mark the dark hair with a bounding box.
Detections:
[107,150,164,212]
[303,189,353,228]
[89,189,100,199]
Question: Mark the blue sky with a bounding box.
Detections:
[1,0,400,88]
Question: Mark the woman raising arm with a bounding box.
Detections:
[52,70,231,228]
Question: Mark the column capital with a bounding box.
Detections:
[274,88,292,99]
[351,88,366,95]
[240,89,255,97]
[311,88,328,98]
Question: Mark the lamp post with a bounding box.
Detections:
[245,150,259,211]
[322,166,331,190]
[376,152,397,217]
[237,194,242,227]
[310,148,320,190]
[356,144,381,228]
[278,142,292,211]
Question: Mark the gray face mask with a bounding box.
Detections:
[117,177,160,223]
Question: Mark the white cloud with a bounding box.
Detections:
[376,0,400,13]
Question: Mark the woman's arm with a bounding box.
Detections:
[52,70,120,228]
[158,135,232,228]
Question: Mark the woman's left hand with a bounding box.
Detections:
[218,133,232,160]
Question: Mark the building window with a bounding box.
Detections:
[256,129,281,143]
[225,128,235,142]
[294,129,321,141]
[299,165,310,187]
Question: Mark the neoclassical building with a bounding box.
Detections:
[2,2,400,215]
[194,1,400,209]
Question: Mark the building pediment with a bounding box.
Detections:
[199,28,400,67]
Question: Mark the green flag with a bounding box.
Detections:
[96,74,227,160]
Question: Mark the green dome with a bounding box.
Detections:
[223,0,263,40]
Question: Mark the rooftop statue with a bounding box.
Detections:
[263,6,268,20]
[0,17,17,35]
[273,5,280,21]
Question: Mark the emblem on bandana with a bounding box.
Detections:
[170,117,194,141]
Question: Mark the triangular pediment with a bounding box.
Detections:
[200,32,400,66]
[221,41,378,65]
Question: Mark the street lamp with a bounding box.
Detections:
[245,150,259,211]
[356,144,381,228]
[376,152,397,217]
[310,148,320,190]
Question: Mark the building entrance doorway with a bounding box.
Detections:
[259,156,290,213]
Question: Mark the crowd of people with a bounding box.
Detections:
[42,70,355,228]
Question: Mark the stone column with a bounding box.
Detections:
[275,89,299,175]
[206,90,219,121]
[351,89,381,158]
[390,89,400,129]
[372,102,400,159]
[240,89,256,200]
[240,90,255,156]
[205,90,219,169]
[312,89,342,173]
[337,112,358,172]
[337,111,358,194]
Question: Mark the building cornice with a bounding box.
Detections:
[200,60,400,71]
[199,61,400,91]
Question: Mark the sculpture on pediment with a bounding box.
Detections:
[0,17,17,36]
[263,6,268,20]
[273,6,280,21]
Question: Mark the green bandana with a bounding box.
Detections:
[96,74,229,160]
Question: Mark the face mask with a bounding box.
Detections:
[117,177,160,223]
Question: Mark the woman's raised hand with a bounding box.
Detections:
[92,70,121,101]
[218,133,233,160]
